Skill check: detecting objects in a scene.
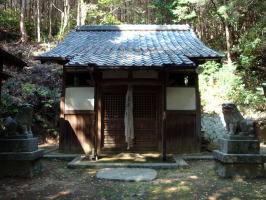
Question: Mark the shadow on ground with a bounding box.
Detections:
[0,159,266,200]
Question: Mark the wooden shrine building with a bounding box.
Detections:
[35,25,223,157]
[0,48,27,98]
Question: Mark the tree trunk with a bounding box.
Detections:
[20,0,28,43]
[224,10,232,63]
[77,0,81,26]
[59,0,70,37]
[48,0,53,37]
[77,0,88,26]
[80,1,88,26]
[36,0,41,42]
[210,0,232,63]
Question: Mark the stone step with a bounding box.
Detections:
[67,156,189,169]
[96,168,157,182]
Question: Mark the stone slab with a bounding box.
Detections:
[67,156,189,169]
[0,149,44,161]
[96,168,157,181]
[215,161,266,178]
[213,150,266,163]
[0,138,38,152]
[43,154,78,161]
[222,135,255,140]
[179,155,214,160]
[219,138,260,154]
[0,158,43,178]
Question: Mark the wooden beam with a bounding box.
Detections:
[101,79,161,86]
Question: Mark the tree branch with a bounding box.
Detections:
[52,2,63,13]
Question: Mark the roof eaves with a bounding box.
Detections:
[33,56,69,61]
[0,48,27,67]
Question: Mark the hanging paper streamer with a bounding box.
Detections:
[124,85,134,149]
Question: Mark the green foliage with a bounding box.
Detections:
[0,8,35,41]
[0,9,20,33]
[171,0,198,23]
[0,0,7,5]
[101,14,121,25]
[82,0,122,25]
[0,94,18,118]
[235,21,266,71]
[201,61,221,77]
[200,61,265,112]
[150,0,175,24]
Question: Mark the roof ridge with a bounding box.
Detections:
[76,24,190,32]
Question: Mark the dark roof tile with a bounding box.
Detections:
[37,25,224,67]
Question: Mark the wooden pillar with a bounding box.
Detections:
[161,70,167,161]
[195,74,201,150]
[95,71,102,158]
[0,58,3,99]
[59,68,66,151]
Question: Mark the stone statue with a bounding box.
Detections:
[2,104,33,138]
[222,103,254,136]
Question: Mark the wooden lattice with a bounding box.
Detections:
[104,93,156,120]
[133,94,156,119]
[104,94,125,119]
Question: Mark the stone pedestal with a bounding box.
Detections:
[0,138,44,178]
[213,135,266,178]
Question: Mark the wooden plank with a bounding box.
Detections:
[64,113,95,154]
[101,79,161,86]
[166,112,198,153]
[64,110,94,114]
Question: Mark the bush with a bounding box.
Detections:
[1,62,62,142]
[200,61,265,112]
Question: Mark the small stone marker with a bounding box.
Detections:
[96,168,157,182]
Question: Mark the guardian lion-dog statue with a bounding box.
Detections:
[222,103,254,136]
[3,104,33,138]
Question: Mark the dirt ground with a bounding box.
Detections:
[0,159,266,200]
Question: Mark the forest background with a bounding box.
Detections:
[0,0,265,142]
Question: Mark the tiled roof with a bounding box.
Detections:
[36,25,224,67]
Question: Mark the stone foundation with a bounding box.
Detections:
[0,138,44,178]
[0,158,43,178]
[0,138,38,152]
[213,135,266,178]
[215,161,265,178]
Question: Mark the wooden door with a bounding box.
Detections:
[102,86,126,150]
[102,86,159,152]
[132,86,159,151]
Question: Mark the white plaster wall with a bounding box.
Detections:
[166,87,196,110]
[65,87,95,110]
[133,70,158,79]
